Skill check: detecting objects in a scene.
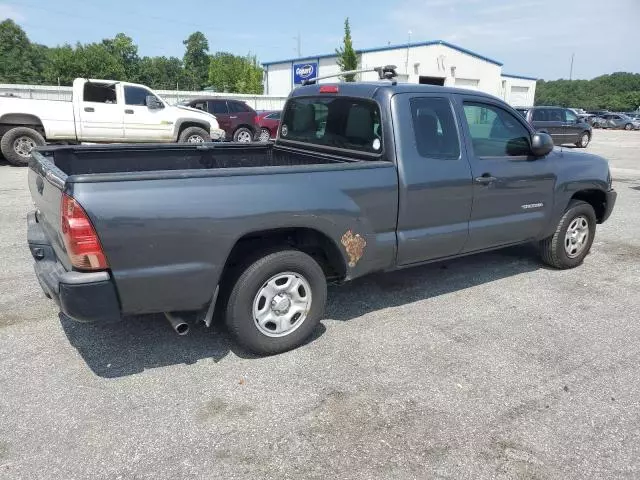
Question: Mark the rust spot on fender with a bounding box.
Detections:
[341,230,367,267]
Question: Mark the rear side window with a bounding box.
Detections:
[531,109,544,121]
[280,97,382,154]
[410,97,460,159]
[548,109,563,122]
[229,101,252,113]
[266,111,281,120]
[83,83,117,104]
[208,100,228,114]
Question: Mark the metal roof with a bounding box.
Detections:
[262,39,503,67]
[501,73,538,81]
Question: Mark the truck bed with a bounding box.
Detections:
[36,142,348,177]
[28,141,398,316]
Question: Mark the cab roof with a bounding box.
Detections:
[289,82,500,102]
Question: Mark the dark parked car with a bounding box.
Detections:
[185,98,257,142]
[27,74,616,354]
[521,106,592,147]
[255,110,281,141]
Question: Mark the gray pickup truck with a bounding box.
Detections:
[27,76,617,354]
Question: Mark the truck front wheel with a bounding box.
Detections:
[178,126,211,143]
[225,250,327,355]
[539,200,597,269]
[1,127,45,166]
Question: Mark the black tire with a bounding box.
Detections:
[575,131,590,148]
[178,126,210,143]
[233,127,253,143]
[624,123,633,131]
[225,249,327,355]
[539,200,597,269]
[0,126,45,166]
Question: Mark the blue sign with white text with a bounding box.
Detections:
[293,62,318,84]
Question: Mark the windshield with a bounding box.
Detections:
[280,96,382,154]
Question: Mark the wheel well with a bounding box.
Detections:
[0,114,45,138]
[571,190,606,222]
[222,228,346,284]
[177,121,208,138]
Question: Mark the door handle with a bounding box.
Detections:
[125,109,134,114]
[84,107,95,112]
[230,116,238,119]
[474,174,497,185]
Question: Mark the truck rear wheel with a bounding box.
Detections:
[1,127,45,166]
[178,126,211,143]
[225,249,327,355]
[539,200,596,269]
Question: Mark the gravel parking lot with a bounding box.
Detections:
[1,129,639,479]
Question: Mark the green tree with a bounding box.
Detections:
[0,19,38,83]
[208,52,263,94]
[102,33,140,80]
[137,56,187,90]
[41,45,78,85]
[183,32,210,90]
[75,42,126,80]
[535,73,640,111]
[335,18,358,82]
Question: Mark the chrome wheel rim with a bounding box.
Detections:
[564,215,589,258]
[14,136,36,157]
[236,130,252,142]
[252,272,312,337]
[581,133,589,147]
[187,134,205,143]
[259,128,270,141]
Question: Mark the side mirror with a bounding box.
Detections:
[146,95,164,109]
[531,132,554,157]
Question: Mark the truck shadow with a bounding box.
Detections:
[60,245,541,378]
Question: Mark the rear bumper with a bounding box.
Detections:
[601,189,617,223]
[27,211,121,323]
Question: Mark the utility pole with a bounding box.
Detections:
[569,53,574,80]
[294,32,301,57]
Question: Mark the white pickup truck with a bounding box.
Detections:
[0,78,224,165]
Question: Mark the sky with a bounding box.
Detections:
[1,0,639,80]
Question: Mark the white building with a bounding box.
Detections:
[263,40,536,106]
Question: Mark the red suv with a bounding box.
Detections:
[185,98,257,142]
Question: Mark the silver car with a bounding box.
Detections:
[601,113,640,130]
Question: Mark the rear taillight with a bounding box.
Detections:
[319,85,339,93]
[255,115,260,124]
[61,193,108,271]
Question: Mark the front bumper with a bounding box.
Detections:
[210,128,226,141]
[27,211,121,323]
[602,189,617,223]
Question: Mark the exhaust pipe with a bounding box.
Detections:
[164,312,189,336]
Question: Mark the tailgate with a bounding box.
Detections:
[27,151,70,270]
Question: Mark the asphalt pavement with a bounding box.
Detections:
[1,129,639,479]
